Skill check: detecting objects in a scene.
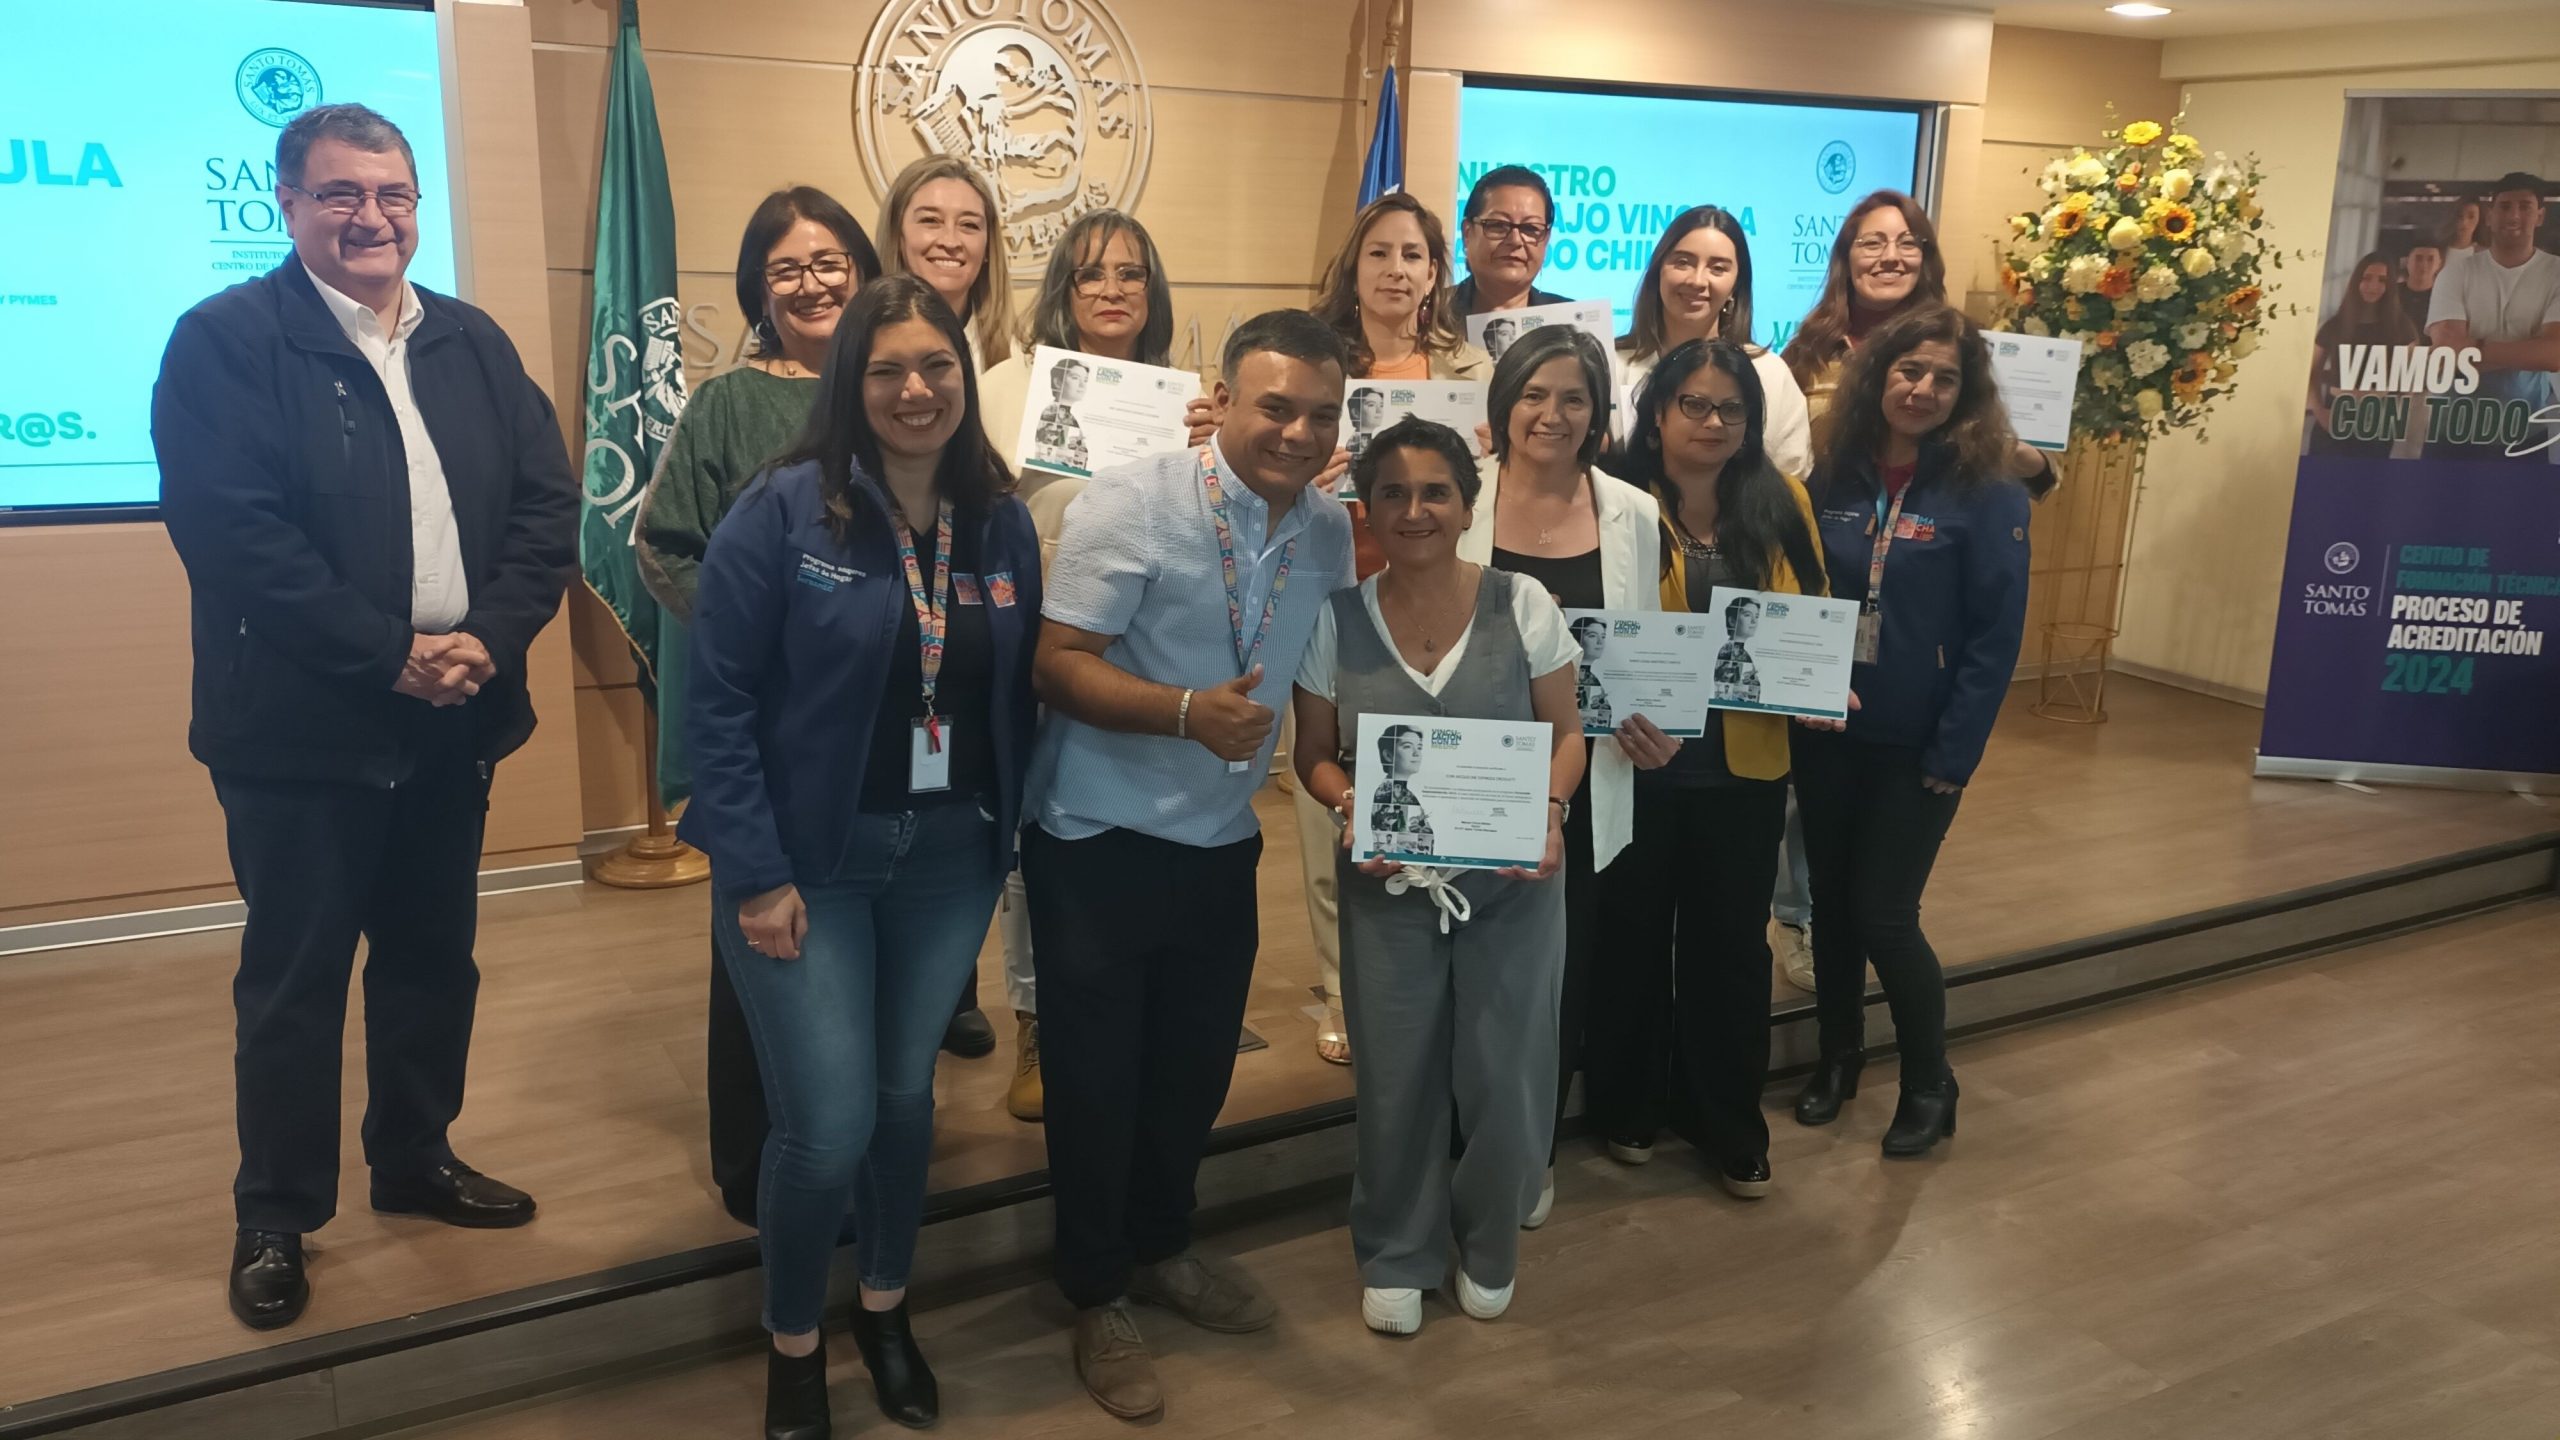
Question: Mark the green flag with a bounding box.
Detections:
[579,0,692,807]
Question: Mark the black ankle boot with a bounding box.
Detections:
[848,1301,939,1428]
[1882,1077,1959,1159]
[764,1334,830,1440]
[1793,1052,1862,1127]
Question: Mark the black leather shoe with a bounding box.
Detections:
[847,1300,938,1428]
[1882,1078,1960,1159]
[1717,1155,1773,1200]
[228,1229,309,1331]
[370,1161,537,1228]
[765,1334,832,1440]
[1793,1052,1862,1127]
[942,1007,996,1059]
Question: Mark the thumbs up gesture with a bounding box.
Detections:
[1188,665,1275,763]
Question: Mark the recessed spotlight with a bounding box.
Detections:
[2107,2,2173,14]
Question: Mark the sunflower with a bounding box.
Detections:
[2049,206,2090,240]
[2121,120,2164,147]
[2226,284,2263,313]
[2146,200,2199,242]
[2098,264,2136,300]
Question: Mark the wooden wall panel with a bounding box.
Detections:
[1410,0,1994,106]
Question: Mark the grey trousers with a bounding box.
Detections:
[1341,863,1565,1290]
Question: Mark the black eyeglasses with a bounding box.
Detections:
[1071,264,1151,294]
[284,182,420,217]
[1470,216,1552,245]
[765,253,854,293]
[1674,394,1750,427]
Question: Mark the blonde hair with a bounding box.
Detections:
[1310,193,1467,376]
[876,156,1017,368]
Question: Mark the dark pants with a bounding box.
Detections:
[1023,824,1262,1310]
[212,743,490,1235]
[706,946,767,1223]
[1790,731,1963,1088]
[1589,779,1788,1162]
[1549,773,1596,1163]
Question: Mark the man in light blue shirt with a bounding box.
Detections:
[1023,311,1352,1420]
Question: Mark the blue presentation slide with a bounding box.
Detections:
[1455,84,1922,349]
[0,0,452,514]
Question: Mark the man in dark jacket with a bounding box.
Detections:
[153,103,576,1332]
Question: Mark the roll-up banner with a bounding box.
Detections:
[2257,91,2560,791]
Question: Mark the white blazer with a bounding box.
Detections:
[1462,455,1661,871]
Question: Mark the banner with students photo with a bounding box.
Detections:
[2256,91,2560,787]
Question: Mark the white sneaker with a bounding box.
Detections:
[1522,1168,1554,1230]
[1362,1286,1422,1335]
[1454,1270,1513,1321]
[1773,919,1816,992]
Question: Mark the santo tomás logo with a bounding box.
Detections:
[1816,140,1856,195]
[2324,541,2361,576]
[854,0,1154,271]
[236,49,322,128]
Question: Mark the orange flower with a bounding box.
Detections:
[2095,330,2120,349]
[2066,298,2087,321]
[2098,264,2136,300]
[2117,169,2143,193]
[2226,284,2263,313]
[2001,265,2020,292]
[2173,349,2213,398]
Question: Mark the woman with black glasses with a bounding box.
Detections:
[1451,165,1573,320]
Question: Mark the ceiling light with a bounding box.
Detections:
[2107,3,2173,14]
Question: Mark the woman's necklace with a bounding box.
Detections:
[1384,567,1474,655]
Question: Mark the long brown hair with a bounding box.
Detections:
[876,156,1018,368]
[1311,192,1467,375]
[1824,304,2014,489]
[1782,189,1947,388]
[2318,250,2418,348]
[1621,206,1760,363]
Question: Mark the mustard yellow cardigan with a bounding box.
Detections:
[1658,474,1826,780]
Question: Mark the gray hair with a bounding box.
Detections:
[1488,322,1613,466]
[1026,210,1175,367]
[277,103,417,189]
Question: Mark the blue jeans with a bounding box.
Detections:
[715,805,1001,1335]
[1771,785,1812,928]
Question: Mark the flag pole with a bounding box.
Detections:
[588,702,707,888]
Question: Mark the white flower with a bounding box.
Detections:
[2091,358,2127,390]
[2202,163,2243,202]
[2062,328,2101,348]
[2106,216,2148,252]
[2126,339,2172,378]
[2135,389,2166,420]
[2063,254,2110,295]
[2113,297,2141,317]
[2022,316,2052,337]
[2028,254,2056,282]
[2158,168,2196,202]
[2212,228,2249,263]
[2067,154,2111,189]
[2136,265,2182,302]
[2181,246,2218,279]
[2174,321,2212,350]
[2231,330,2260,359]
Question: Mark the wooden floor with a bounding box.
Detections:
[403,899,2560,1440]
[3,677,2553,1408]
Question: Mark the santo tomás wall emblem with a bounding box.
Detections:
[855,0,1154,271]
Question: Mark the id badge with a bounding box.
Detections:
[910,718,953,793]
[1227,759,1252,775]
[1854,608,1882,665]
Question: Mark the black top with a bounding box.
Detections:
[1650,538,1745,788]
[859,518,999,812]
[1493,545,1603,612]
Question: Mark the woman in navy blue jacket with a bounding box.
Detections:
[680,276,1040,1440]
[1788,304,2029,1160]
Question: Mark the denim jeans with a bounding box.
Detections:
[715,804,1001,1335]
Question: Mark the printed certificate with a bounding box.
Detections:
[1702,587,1859,721]
[1464,299,1616,367]
[1013,345,1201,480]
[1352,712,1552,871]
[1983,330,2084,452]
[1340,378,1488,493]
[1560,609,1716,737]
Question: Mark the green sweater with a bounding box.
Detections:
[635,365,818,622]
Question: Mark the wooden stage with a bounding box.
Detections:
[4,677,2553,1410]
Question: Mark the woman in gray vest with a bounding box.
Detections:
[1289,418,1586,1337]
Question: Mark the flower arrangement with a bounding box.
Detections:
[1997,115,2291,445]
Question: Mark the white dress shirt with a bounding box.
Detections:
[310,274,471,632]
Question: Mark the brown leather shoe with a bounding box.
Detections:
[1006,1012,1044,1122]
[1073,1301,1162,1419]
[1128,1250,1277,1333]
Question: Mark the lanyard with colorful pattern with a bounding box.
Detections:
[1198,446,1295,677]
[893,498,956,749]
[1865,481,1911,614]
